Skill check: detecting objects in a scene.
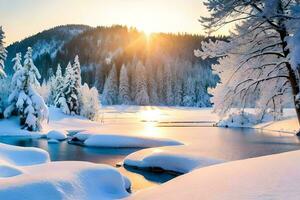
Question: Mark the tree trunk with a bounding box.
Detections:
[279,36,300,134]
[276,2,300,134]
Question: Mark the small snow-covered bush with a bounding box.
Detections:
[217,110,259,128]
[79,83,101,120]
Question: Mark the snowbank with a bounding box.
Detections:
[0,116,44,137]
[124,148,222,173]
[217,108,300,134]
[74,132,183,148]
[0,143,130,200]
[0,143,49,166]
[255,117,299,134]
[0,162,130,200]
[0,143,49,178]
[47,130,67,140]
[128,150,300,200]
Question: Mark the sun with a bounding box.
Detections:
[143,28,153,37]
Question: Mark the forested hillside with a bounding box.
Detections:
[5,25,222,106]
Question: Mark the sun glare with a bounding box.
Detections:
[140,110,162,122]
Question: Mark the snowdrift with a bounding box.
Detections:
[0,143,130,200]
[128,150,300,200]
[124,148,222,173]
[74,132,183,148]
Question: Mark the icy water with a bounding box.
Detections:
[1,127,300,192]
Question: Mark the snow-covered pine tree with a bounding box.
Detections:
[0,26,6,77]
[195,0,300,125]
[73,55,82,87]
[58,61,80,115]
[156,65,164,103]
[12,53,22,72]
[182,76,196,107]
[146,63,159,105]
[79,83,101,120]
[118,64,131,104]
[102,64,118,105]
[4,48,48,131]
[163,64,174,105]
[135,62,149,105]
[53,64,64,107]
[174,80,183,106]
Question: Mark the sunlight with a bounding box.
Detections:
[143,122,162,137]
[140,110,162,122]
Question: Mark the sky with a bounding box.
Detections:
[0,0,209,45]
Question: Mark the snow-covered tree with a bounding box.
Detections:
[79,83,101,120]
[57,61,80,115]
[0,26,6,77]
[195,0,300,125]
[182,76,196,107]
[135,62,149,105]
[73,55,82,87]
[53,64,64,106]
[4,48,48,131]
[118,64,131,104]
[163,64,174,105]
[148,75,159,105]
[102,64,118,105]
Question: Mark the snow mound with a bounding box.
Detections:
[80,133,183,148]
[0,143,130,199]
[47,139,59,144]
[124,148,222,173]
[0,143,50,166]
[129,150,300,200]
[47,130,67,140]
[0,162,130,200]
[0,164,22,178]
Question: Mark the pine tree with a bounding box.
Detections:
[73,55,82,87]
[58,62,78,114]
[156,66,164,103]
[135,62,149,105]
[102,64,118,105]
[53,64,65,106]
[0,26,6,77]
[183,76,196,107]
[163,64,174,105]
[118,64,131,104]
[4,48,48,131]
[148,76,159,105]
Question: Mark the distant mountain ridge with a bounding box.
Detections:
[5,24,91,74]
[4,24,222,107]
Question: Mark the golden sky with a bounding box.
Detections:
[0,0,210,45]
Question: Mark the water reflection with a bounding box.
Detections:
[1,127,300,192]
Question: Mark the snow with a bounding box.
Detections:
[80,133,183,148]
[0,162,130,200]
[47,139,59,144]
[124,148,223,173]
[47,130,67,140]
[0,143,49,166]
[128,150,300,200]
[0,143,130,200]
